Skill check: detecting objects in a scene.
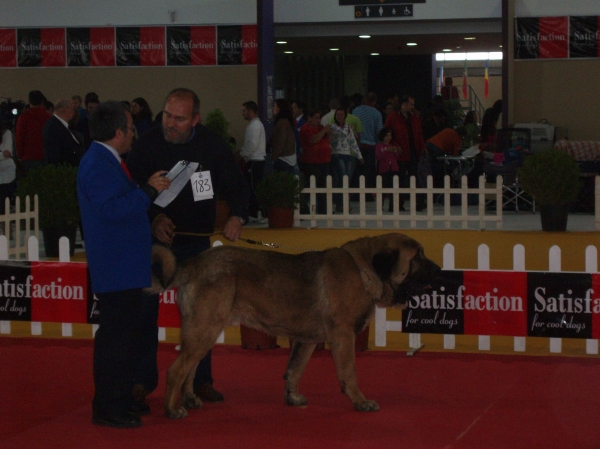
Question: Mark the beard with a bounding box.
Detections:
[162,125,191,144]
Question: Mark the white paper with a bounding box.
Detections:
[154,162,199,208]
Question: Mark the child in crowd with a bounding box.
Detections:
[375,127,402,212]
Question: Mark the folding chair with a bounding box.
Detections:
[485,160,535,212]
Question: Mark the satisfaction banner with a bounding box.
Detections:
[0,25,257,68]
[515,16,600,60]
[1,261,599,339]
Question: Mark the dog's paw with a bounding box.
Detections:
[285,392,307,407]
[165,406,189,419]
[353,400,380,412]
[182,393,203,409]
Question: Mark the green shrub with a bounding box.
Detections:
[255,171,302,209]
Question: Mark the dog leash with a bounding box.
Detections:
[173,231,316,252]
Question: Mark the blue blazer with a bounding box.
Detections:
[77,141,152,293]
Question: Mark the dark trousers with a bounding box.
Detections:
[245,160,265,218]
[399,160,426,207]
[93,289,143,417]
[273,158,296,174]
[352,145,377,188]
[300,162,330,214]
[134,236,212,394]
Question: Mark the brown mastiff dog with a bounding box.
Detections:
[149,233,440,419]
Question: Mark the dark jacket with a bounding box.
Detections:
[127,123,249,237]
[43,115,84,166]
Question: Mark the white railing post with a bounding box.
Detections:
[548,245,562,353]
[513,244,527,352]
[585,245,598,355]
[477,244,491,351]
[442,243,456,350]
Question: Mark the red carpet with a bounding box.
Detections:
[1,337,600,449]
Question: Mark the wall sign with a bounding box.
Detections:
[355,5,413,18]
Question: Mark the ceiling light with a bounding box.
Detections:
[284,51,293,54]
[442,48,452,52]
[406,43,417,46]
[359,35,371,39]
[370,52,379,56]
[276,41,287,45]
[464,37,476,40]
[330,48,339,51]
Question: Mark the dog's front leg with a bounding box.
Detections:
[284,341,316,407]
[328,331,379,412]
[181,362,202,410]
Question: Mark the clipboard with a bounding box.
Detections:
[163,160,189,181]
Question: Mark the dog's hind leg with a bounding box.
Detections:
[164,322,225,418]
[328,329,379,412]
[283,342,316,407]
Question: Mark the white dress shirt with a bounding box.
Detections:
[240,117,266,162]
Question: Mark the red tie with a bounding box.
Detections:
[120,159,132,180]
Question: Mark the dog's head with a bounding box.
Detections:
[352,234,441,308]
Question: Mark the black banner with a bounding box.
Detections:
[167,26,191,66]
[67,28,90,67]
[116,27,140,66]
[17,28,41,67]
[217,26,242,66]
[0,261,32,321]
[527,272,592,339]
[570,16,600,58]
[515,17,539,60]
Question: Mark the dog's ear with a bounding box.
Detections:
[371,249,400,281]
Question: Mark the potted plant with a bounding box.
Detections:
[518,149,581,231]
[255,171,302,228]
[16,164,80,256]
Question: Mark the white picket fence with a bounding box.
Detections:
[374,242,600,355]
[295,174,505,230]
[0,195,39,260]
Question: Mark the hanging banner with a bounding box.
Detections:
[570,16,600,59]
[515,17,569,60]
[166,26,216,66]
[17,28,66,67]
[241,25,257,65]
[157,288,181,328]
[0,28,16,68]
[66,27,115,67]
[404,270,598,339]
[116,27,165,66]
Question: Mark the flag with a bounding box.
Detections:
[484,60,489,99]
[439,63,444,93]
[462,59,468,99]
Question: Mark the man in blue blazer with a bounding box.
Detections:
[77,101,170,428]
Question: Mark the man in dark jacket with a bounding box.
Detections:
[126,87,249,410]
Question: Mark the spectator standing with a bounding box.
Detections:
[321,97,340,126]
[77,101,170,428]
[441,77,460,100]
[0,123,16,214]
[240,100,266,220]
[299,108,331,214]
[351,92,383,199]
[126,87,249,411]
[43,99,83,166]
[291,100,306,158]
[131,97,154,137]
[15,90,50,173]
[375,127,402,212]
[330,107,363,212]
[384,94,426,211]
[270,99,297,174]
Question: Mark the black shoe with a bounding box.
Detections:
[129,402,150,417]
[92,412,142,428]
[195,383,224,403]
[132,384,148,404]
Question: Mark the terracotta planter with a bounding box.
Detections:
[267,207,294,228]
[540,204,569,232]
[240,325,278,350]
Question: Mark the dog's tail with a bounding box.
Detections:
[146,245,178,295]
